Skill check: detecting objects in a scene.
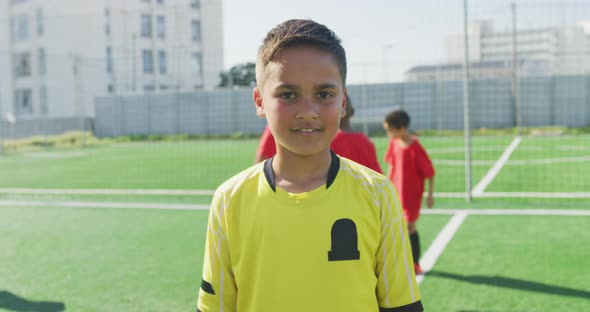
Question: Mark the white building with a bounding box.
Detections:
[444,20,590,76]
[0,0,224,118]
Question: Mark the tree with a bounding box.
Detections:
[218,62,256,87]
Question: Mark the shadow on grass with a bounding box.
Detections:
[428,271,590,300]
[0,291,65,312]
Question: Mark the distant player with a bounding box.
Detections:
[256,96,383,173]
[197,19,423,312]
[383,109,435,275]
[331,95,382,173]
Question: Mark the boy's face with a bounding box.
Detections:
[383,122,407,139]
[254,46,346,157]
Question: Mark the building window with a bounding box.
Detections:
[107,84,114,93]
[38,48,46,75]
[104,9,111,35]
[11,0,26,5]
[158,50,167,74]
[36,9,43,36]
[191,52,202,78]
[160,84,168,90]
[106,46,113,73]
[157,16,165,39]
[14,89,33,116]
[157,0,164,4]
[191,0,200,8]
[14,52,32,78]
[140,14,152,38]
[40,86,48,115]
[142,50,153,73]
[11,14,29,41]
[144,84,155,92]
[191,20,200,42]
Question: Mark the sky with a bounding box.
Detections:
[221,0,590,84]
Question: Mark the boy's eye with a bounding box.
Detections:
[317,91,333,99]
[279,92,295,100]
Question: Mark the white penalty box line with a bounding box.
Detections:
[416,207,590,285]
[472,136,522,196]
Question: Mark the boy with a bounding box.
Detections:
[256,95,383,173]
[383,109,435,275]
[198,19,423,312]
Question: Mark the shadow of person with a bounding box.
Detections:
[427,271,590,300]
[0,291,65,312]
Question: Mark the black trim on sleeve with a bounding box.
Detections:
[263,156,276,192]
[197,309,202,312]
[326,150,340,189]
[380,301,424,312]
[200,279,215,295]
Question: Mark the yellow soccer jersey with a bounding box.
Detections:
[197,152,423,312]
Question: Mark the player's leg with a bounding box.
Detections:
[406,212,423,274]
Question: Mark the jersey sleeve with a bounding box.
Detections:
[375,180,423,311]
[415,142,435,179]
[256,126,276,159]
[197,191,237,312]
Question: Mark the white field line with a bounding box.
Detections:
[507,155,590,165]
[422,208,590,216]
[0,200,210,210]
[472,136,523,196]
[0,188,590,198]
[0,188,215,195]
[2,199,588,216]
[417,212,467,284]
[2,188,589,199]
[477,192,590,199]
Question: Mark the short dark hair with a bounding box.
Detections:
[384,109,410,129]
[256,19,347,86]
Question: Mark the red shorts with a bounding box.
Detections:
[403,208,421,223]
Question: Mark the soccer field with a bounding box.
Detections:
[1,135,589,311]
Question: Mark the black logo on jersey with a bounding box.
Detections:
[328,218,360,261]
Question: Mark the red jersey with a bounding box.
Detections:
[331,130,383,173]
[384,136,434,221]
[256,126,276,159]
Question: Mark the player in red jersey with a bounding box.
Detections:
[384,109,435,275]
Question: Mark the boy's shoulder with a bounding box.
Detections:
[214,162,264,197]
[338,156,388,185]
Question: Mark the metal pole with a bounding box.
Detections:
[361,64,369,135]
[0,103,4,156]
[132,33,137,91]
[512,2,522,134]
[463,0,473,202]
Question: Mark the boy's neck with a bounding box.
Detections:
[272,149,333,193]
[396,133,413,145]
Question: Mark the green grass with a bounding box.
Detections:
[1,133,589,311]
[421,215,590,311]
[0,206,208,312]
[0,205,451,311]
[488,135,590,192]
[0,141,258,189]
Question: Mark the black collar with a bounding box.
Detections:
[263,151,340,192]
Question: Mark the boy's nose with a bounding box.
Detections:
[295,98,319,120]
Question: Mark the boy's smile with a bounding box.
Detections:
[254,45,346,157]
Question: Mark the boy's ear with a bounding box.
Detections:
[340,90,348,118]
[253,87,266,118]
